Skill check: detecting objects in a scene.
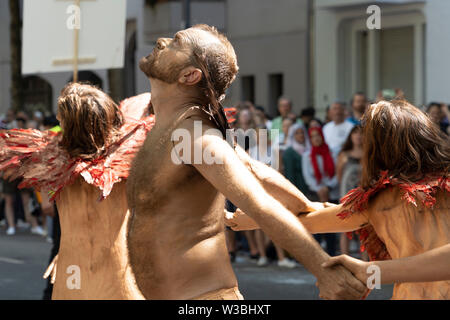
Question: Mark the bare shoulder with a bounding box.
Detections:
[176,111,219,135]
[175,112,227,148]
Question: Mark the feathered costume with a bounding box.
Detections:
[339,171,450,299]
[339,171,450,261]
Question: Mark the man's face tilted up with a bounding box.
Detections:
[138,25,238,105]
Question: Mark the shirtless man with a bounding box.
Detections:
[126,24,367,300]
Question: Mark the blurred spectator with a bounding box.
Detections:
[235,108,256,151]
[270,97,302,142]
[300,107,315,129]
[16,116,28,129]
[3,111,47,236]
[4,109,18,129]
[336,126,366,257]
[233,107,261,262]
[279,118,294,150]
[324,105,332,124]
[235,101,254,113]
[3,179,45,236]
[427,102,449,134]
[28,111,44,130]
[347,92,367,125]
[302,127,338,256]
[309,118,323,128]
[287,112,298,122]
[322,102,354,153]
[337,126,363,197]
[282,123,311,197]
[376,88,405,102]
[43,115,61,131]
[249,127,296,268]
[302,127,339,202]
[249,126,272,164]
[254,105,272,129]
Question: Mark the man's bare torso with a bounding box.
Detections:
[126,107,237,299]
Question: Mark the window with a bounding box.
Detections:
[241,75,255,103]
[268,73,283,116]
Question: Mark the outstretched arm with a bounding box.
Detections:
[298,205,369,234]
[191,131,367,300]
[234,145,324,214]
[323,244,450,284]
[225,203,366,234]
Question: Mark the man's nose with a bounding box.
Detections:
[156,38,170,50]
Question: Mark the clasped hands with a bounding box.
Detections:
[225,202,371,300]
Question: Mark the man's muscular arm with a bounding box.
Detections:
[234,145,324,214]
[191,132,367,300]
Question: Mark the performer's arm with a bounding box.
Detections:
[226,203,366,233]
[224,208,259,231]
[192,133,367,300]
[323,244,450,284]
[298,204,369,234]
[234,145,324,214]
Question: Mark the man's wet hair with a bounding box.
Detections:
[189,24,239,137]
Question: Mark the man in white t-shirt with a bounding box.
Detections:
[322,102,354,153]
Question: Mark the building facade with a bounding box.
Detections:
[1,0,450,119]
[135,0,311,117]
[315,0,450,115]
[0,0,140,116]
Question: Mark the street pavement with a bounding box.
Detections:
[0,228,393,300]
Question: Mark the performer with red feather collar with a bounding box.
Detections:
[226,99,450,299]
[0,83,154,299]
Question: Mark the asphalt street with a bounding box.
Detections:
[0,228,393,300]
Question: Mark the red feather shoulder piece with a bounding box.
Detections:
[0,93,154,201]
[338,171,449,261]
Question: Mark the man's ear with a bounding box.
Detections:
[178,66,203,86]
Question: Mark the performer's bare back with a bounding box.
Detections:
[53,179,144,299]
[127,108,238,299]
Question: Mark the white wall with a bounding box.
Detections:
[0,0,12,116]
[314,0,428,117]
[425,0,450,104]
[226,0,309,115]
[134,0,310,115]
